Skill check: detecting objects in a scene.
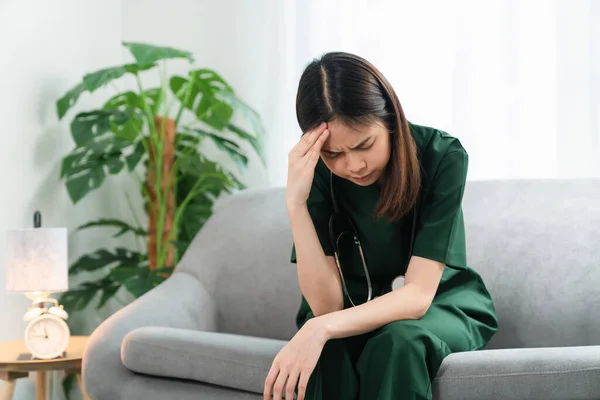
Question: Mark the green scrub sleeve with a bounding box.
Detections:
[412,149,469,268]
[290,161,335,263]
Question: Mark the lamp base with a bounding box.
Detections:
[24,291,51,303]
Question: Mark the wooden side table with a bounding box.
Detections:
[0,335,89,400]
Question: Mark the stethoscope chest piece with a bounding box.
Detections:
[391,275,406,290]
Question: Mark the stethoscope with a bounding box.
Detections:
[328,171,418,307]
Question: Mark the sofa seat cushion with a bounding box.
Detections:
[121,326,286,394]
[432,345,600,399]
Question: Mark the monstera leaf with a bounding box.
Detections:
[226,123,265,165]
[59,277,121,312]
[69,109,136,145]
[122,41,194,65]
[170,69,235,130]
[188,127,249,173]
[75,218,147,238]
[110,265,175,298]
[59,248,147,312]
[175,159,227,256]
[102,92,146,141]
[57,42,193,120]
[57,63,156,119]
[60,134,132,203]
[68,247,147,275]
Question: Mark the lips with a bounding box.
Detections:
[353,172,372,182]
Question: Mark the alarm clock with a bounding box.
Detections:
[24,311,70,360]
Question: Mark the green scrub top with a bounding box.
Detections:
[290,121,485,328]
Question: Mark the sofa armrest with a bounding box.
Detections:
[121,326,287,394]
[82,271,217,400]
[432,345,600,400]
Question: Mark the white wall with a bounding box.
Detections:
[0,1,123,398]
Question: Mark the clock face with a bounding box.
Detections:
[24,314,70,359]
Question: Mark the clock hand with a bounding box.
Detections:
[44,327,48,339]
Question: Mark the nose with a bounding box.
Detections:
[346,153,367,175]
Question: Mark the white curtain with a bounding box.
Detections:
[264,0,600,185]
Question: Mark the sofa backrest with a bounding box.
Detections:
[177,187,301,340]
[177,179,600,348]
[462,179,600,349]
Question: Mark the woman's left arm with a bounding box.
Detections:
[316,146,469,340]
[263,256,444,400]
[317,255,445,340]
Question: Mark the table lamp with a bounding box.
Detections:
[5,211,71,359]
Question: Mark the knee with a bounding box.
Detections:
[320,337,350,361]
[366,321,430,357]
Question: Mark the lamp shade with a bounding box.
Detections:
[5,228,68,293]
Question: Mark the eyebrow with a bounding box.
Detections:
[322,136,373,153]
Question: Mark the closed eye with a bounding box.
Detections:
[322,151,341,159]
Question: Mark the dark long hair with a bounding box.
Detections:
[295,51,420,221]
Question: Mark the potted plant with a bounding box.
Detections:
[56,41,265,320]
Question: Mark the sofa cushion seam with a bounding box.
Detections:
[434,366,600,382]
[123,339,267,371]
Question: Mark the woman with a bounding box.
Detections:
[263,52,498,400]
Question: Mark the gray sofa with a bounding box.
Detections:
[82,179,600,400]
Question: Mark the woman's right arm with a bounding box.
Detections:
[288,205,344,316]
[286,124,344,317]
